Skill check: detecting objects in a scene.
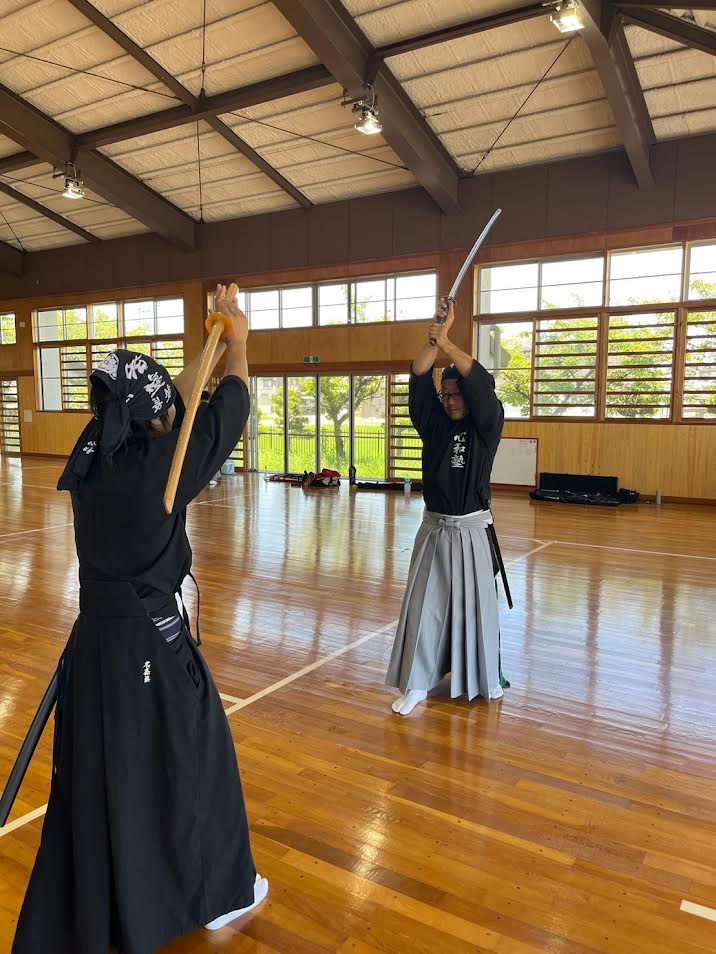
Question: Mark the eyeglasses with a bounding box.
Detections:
[439,392,463,403]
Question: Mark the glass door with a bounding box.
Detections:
[255,376,285,472]
[286,376,317,472]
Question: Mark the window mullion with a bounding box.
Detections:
[596,310,608,421]
[673,306,687,421]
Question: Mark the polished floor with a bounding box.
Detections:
[0,457,715,953]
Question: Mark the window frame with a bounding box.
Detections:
[0,312,17,346]
[33,296,185,413]
[475,241,716,425]
[238,270,438,330]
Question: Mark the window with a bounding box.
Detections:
[247,290,280,330]
[243,272,437,329]
[682,309,716,419]
[479,262,539,315]
[606,313,675,419]
[540,258,603,310]
[608,247,683,306]
[90,303,118,339]
[476,240,716,423]
[35,298,184,411]
[37,306,87,342]
[247,373,391,478]
[353,376,386,479]
[477,321,533,419]
[124,298,183,337]
[318,284,349,326]
[688,244,716,300]
[0,313,16,345]
[534,315,598,417]
[479,257,604,314]
[281,287,313,329]
[0,379,20,453]
[241,287,314,330]
[388,373,421,478]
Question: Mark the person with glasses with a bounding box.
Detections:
[386,297,507,716]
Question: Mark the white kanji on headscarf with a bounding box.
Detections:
[125,355,148,380]
[144,371,165,398]
[95,353,119,380]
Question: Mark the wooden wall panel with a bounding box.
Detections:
[504,421,716,501]
[348,323,391,364]
[18,377,90,456]
[388,322,428,363]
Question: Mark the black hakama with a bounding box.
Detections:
[13,372,255,953]
[13,583,255,954]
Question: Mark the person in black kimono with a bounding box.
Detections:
[13,285,267,954]
[386,298,507,715]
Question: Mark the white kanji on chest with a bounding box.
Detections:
[451,430,467,469]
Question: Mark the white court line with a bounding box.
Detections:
[223,620,400,716]
[680,900,716,923]
[0,522,74,541]
[0,804,47,839]
[218,691,244,705]
[0,538,554,834]
[552,540,716,562]
[224,540,555,716]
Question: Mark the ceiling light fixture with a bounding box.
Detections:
[548,0,584,33]
[53,162,85,200]
[349,85,382,136]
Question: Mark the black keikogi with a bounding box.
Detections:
[13,366,256,954]
[410,361,502,515]
[411,362,512,607]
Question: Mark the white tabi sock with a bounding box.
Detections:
[204,874,269,931]
[395,689,427,716]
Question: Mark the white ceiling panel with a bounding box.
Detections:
[472,127,623,174]
[343,0,542,48]
[101,122,302,217]
[93,0,317,97]
[627,24,716,140]
[0,162,147,240]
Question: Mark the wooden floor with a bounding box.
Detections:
[1,457,715,954]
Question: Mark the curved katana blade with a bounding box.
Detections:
[447,208,502,301]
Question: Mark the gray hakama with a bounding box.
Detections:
[386,509,503,701]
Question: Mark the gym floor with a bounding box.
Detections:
[1,458,715,953]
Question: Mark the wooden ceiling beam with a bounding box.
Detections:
[0,80,196,248]
[65,0,311,208]
[272,0,462,214]
[0,179,99,243]
[76,67,333,149]
[581,0,655,188]
[618,6,716,57]
[374,3,550,62]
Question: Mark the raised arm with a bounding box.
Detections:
[409,301,446,439]
[172,284,248,405]
[429,300,503,452]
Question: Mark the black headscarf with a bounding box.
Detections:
[58,349,176,490]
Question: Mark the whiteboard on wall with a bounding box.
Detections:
[491,437,538,488]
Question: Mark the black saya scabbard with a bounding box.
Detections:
[488,521,513,610]
[0,669,58,828]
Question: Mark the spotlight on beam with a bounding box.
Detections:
[548,0,584,33]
